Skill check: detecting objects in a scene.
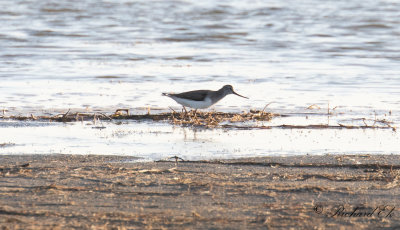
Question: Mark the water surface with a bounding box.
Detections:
[1,0,399,159]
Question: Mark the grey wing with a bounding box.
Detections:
[173,90,209,101]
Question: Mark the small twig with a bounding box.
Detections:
[261,102,274,114]
[62,109,71,118]
[99,112,113,121]
[327,102,330,126]
[168,107,176,113]
[362,118,368,126]
[61,109,71,122]
[169,156,185,162]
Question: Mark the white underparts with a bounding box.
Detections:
[170,96,214,109]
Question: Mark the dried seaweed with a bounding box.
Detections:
[0,109,276,126]
[1,108,396,130]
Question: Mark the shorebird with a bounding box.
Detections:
[162,85,248,111]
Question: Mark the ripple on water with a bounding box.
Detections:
[1,0,400,158]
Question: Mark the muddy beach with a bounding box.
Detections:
[3,0,400,229]
[1,154,399,229]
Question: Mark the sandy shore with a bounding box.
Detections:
[1,154,400,229]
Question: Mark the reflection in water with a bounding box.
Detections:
[182,128,200,142]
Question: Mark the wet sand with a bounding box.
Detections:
[1,154,400,229]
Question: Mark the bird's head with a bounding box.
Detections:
[222,85,248,99]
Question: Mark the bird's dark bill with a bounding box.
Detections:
[233,91,248,99]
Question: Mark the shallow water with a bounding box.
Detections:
[1,0,399,159]
[1,120,399,161]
